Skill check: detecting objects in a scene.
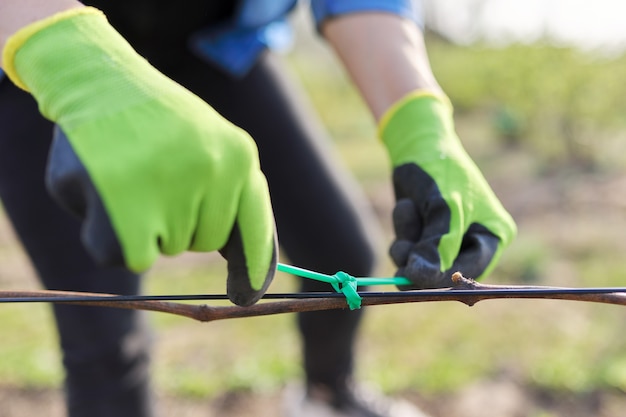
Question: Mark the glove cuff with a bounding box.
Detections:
[2,7,101,92]
[2,6,171,133]
[378,91,453,137]
[378,91,460,167]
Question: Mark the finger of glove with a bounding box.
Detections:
[392,198,422,241]
[392,163,455,267]
[389,239,414,267]
[391,163,465,289]
[446,224,500,280]
[401,238,448,289]
[46,127,129,268]
[219,175,277,307]
[220,224,277,307]
[390,198,423,267]
[403,199,468,289]
[390,194,450,291]
[408,225,500,289]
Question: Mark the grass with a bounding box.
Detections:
[146,257,302,397]
[0,302,61,387]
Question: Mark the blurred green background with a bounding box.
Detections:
[2,2,626,416]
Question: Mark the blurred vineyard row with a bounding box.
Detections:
[428,35,626,171]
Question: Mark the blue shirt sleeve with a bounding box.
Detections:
[0,69,4,83]
[189,0,297,78]
[311,0,425,30]
[190,0,425,78]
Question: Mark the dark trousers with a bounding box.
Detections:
[0,11,380,416]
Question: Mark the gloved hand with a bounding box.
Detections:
[380,92,516,289]
[2,7,277,306]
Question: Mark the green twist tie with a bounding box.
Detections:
[330,271,361,310]
[276,263,411,310]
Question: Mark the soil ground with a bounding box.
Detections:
[3,379,626,417]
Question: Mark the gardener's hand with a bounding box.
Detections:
[380,93,517,289]
[2,7,276,306]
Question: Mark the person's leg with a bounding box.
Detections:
[168,49,384,400]
[0,80,154,417]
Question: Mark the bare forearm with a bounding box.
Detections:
[0,0,83,67]
[322,13,443,121]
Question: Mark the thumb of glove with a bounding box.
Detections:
[219,225,277,306]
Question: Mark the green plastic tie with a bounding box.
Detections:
[330,271,360,309]
[276,263,411,310]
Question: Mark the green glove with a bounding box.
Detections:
[3,7,277,305]
[380,92,516,288]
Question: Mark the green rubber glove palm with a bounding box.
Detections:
[3,7,277,306]
[380,93,516,288]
